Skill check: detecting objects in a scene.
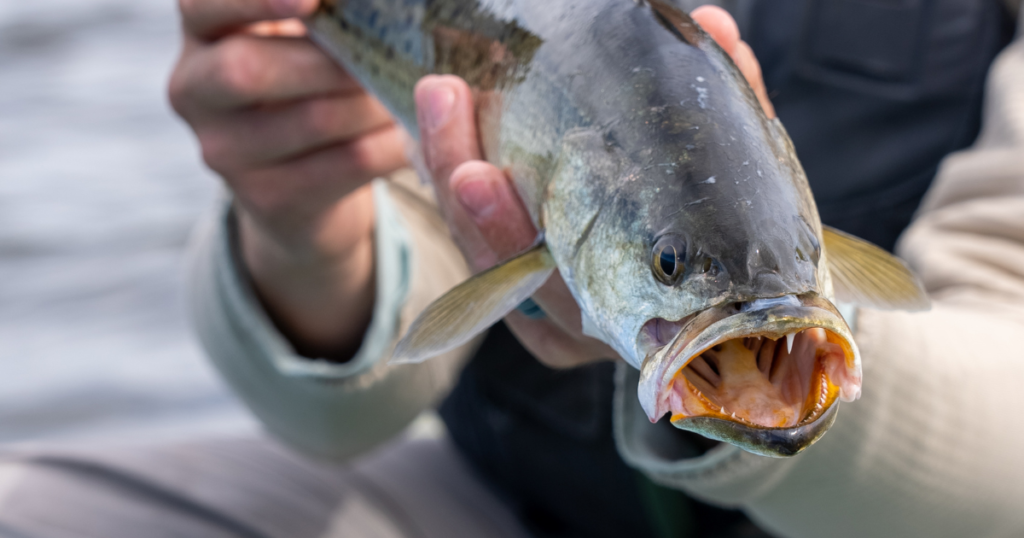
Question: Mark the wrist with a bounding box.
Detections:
[237,186,377,360]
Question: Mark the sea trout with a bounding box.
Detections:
[307,0,929,457]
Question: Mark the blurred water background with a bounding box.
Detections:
[0,0,256,443]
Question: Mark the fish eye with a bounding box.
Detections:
[652,236,686,285]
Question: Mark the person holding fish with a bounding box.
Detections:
[1,1,1021,537]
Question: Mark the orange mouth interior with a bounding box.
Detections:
[667,328,846,428]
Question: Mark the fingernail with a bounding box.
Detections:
[456,175,498,220]
[421,84,455,133]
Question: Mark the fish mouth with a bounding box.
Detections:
[637,294,861,457]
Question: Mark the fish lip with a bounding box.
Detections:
[672,399,841,458]
[637,294,858,422]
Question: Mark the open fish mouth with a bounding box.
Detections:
[638,294,861,457]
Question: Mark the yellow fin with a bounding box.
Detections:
[391,245,556,364]
[823,226,930,311]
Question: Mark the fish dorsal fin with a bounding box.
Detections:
[822,226,931,311]
[391,244,556,364]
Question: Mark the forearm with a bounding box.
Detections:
[238,184,377,361]
[186,175,475,461]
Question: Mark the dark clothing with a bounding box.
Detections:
[743,0,1015,252]
[441,1,1014,537]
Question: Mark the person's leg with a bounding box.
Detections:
[0,434,531,538]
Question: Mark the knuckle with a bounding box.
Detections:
[215,38,263,100]
[177,0,210,37]
[197,130,238,174]
[303,99,341,140]
[177,0,198,23]
[166,64,192,117]
[343,136,378,175]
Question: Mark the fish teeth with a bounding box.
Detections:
[786,332,796,354]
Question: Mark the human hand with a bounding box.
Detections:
[169,0,407,358]
[412,6,773,369]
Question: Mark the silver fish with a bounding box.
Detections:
[307,0,929,457]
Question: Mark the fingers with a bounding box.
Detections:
[691,6,740,55]
[414,76,481,197]
[691,5,776,118]
[180,0,318,40]
[414,75,494,268]
[198,93,395,169]
[229,126,408,239]
[449,161,537,267]
[170,36,358,115]
[448,162,592,335]
[414,76,617,367]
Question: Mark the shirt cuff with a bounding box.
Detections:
[224,179,412,380]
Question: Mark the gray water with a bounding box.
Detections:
[0,0,256,443]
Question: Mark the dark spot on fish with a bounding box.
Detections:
[602,131,620,151]
[404,40,413,54]
[647,0,702,46]
[339,18,349,31]
[385,46,395,60]
[371,64,380,77]
[378,26,388,40]
[367,10,378,28]
[573,203,605,259]
[611,196,641,230]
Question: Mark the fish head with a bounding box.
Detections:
[626,139,862,457]
[544,119,861,456]
[541,10,861,454]
[544,122,860,456]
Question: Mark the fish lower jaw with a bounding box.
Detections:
[663,329,845,429]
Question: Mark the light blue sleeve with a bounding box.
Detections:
[185,179,452,460]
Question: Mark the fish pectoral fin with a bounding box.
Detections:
[391,244,556,364]
[822,226,931,311]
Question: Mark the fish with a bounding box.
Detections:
[306,0,929,457]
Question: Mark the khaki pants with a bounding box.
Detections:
[0,434,532,538]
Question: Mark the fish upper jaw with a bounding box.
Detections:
[637,294,861,457]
